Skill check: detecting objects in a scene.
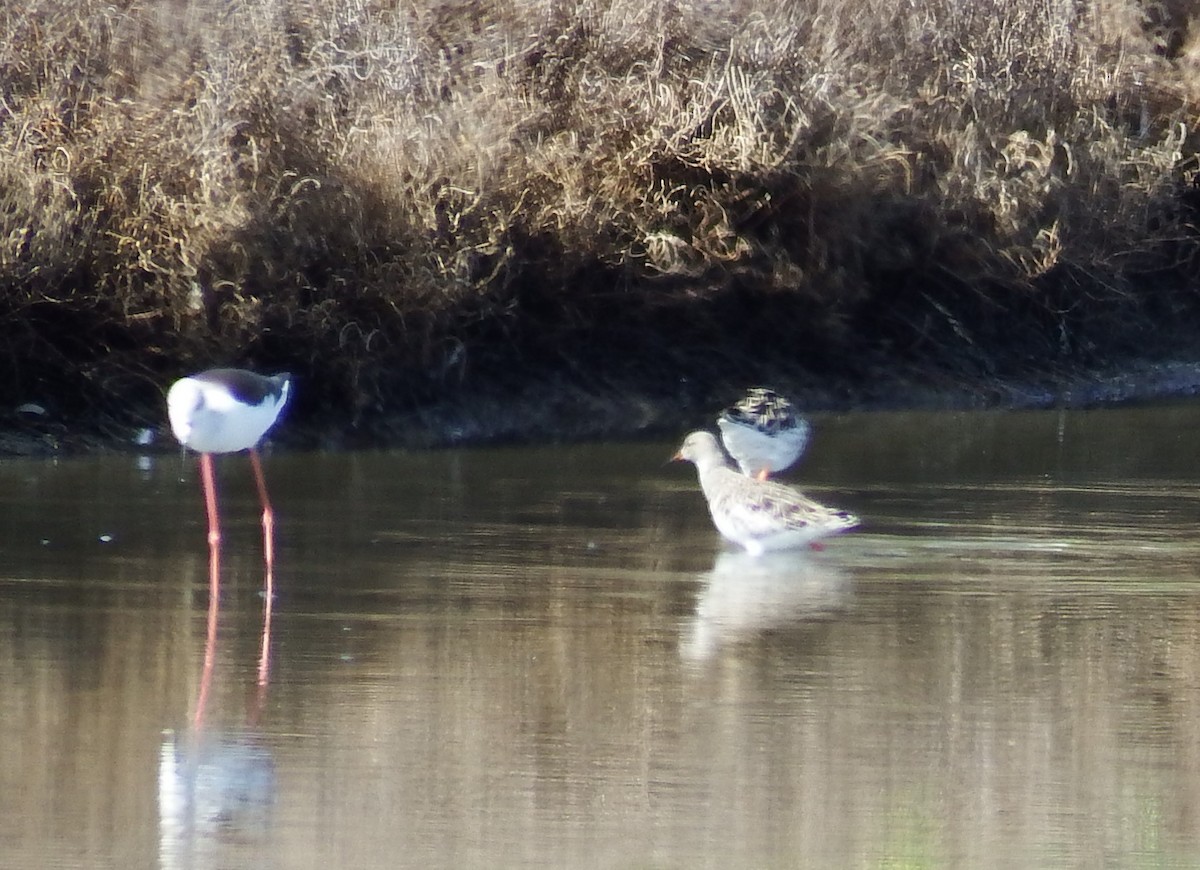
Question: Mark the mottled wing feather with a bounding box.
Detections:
[708,473,835,538]
[720,388,803,435]
[717,389,811,478]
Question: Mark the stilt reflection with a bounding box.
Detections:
[159,547,277,869]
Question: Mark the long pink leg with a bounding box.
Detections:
[248,448,276,688]
[194,452,222,730]
[248,449,276,595]
[199,452,221,575]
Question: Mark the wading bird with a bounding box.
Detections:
[716,387,811,480]
[674,430,857,556]
[167,368,292,587]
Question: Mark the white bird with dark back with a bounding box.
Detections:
[167,368,292,585]
[674,430,857,556]
[717,387,810,480]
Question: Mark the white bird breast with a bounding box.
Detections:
[167,378,287,454]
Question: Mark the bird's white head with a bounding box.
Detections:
[673,430,730,470]
[166,377,204,446]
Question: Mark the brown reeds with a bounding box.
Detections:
[1,0,1199,435]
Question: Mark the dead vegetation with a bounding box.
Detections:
[2,0,1200,437]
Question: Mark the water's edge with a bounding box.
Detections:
[6,357,1200,457]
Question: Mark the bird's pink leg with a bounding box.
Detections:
[199,452,222,571]
[193,451,223,731]
[248,448,276,687]
[248,449,276,595]
[755,469,770,482]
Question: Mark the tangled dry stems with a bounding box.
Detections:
[2,0,1200,428]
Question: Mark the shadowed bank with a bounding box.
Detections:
[4,0,1200,450]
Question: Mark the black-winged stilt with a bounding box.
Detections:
[167,368,292,588]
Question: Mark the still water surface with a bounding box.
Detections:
[4,406,1200,868]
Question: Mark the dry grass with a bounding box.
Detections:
[2,0,1200,430]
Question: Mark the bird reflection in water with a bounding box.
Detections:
[682,550,852,661]
[158,555,277,867]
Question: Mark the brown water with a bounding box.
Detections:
[4,405,1200,868]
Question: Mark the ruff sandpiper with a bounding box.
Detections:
[674,430,857,555]
[717,387,810,480]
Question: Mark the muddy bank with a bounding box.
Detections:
[7,0,1200,463]
[6,355,1200,458]
[362,357,1200,449]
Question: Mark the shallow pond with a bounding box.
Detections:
[4,404,1200,868]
